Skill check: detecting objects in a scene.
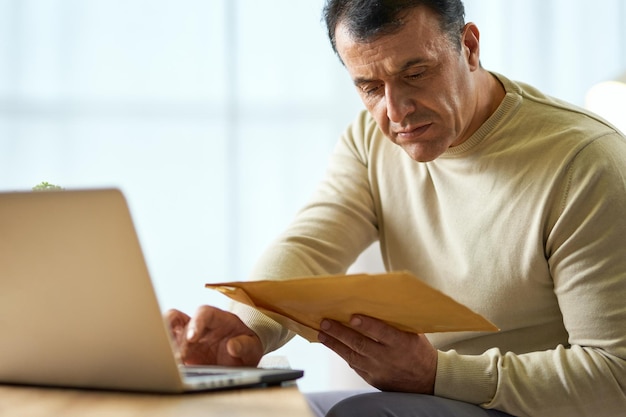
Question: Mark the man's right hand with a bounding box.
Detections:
[164,306,264,367]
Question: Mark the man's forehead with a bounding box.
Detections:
[335,7,444,53]
[335,10,443,77]
[334,5,441,43]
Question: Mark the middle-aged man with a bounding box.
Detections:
[166,1,626,416]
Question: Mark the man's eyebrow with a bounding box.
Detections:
[353,76,375,86]
[352,58,428,86]
[400,58,428,71]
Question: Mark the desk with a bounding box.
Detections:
[0,384,314,417]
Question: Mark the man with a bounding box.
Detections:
[166,1,626,416]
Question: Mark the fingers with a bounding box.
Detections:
[318,318,384,373]
[164,308,191,328]
[173,305,264,367]
[226,334,264,364]
[347,315,394,344]
[318,315,438,393]
[163,309,191,345]
[319,315,392,354]
[185,305,223,342]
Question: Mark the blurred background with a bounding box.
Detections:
[1,0,625,392]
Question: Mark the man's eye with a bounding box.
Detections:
[407,71,425,80]
[362,84,382,96]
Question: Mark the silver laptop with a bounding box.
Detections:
[0,188,303,393]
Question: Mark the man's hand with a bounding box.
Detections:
[318,315,437,393]
[164,306,263,367]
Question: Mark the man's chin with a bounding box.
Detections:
[401,143,446,162]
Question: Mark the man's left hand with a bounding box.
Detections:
[318,315,437,394]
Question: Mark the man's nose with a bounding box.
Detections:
[385,84,415,123]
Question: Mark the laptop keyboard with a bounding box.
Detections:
[182,368,229,377]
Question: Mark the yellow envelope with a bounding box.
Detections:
[206,271,498,342]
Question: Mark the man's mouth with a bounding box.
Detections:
[394,123,432,140]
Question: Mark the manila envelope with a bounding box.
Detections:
[206,271,498,342]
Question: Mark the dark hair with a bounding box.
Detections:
[323,0,466,54]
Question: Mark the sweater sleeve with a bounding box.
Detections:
[231,111,380,352]
[435,135,626,417]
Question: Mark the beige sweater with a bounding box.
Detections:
[233,73,626,417]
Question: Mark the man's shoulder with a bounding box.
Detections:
[494,72,623,144]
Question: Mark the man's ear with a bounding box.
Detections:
[461,23,481,71]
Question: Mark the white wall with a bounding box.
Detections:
[1,0,625,393]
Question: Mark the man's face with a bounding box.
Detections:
[335,6,481,162]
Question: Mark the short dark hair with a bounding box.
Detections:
[322,0,466,54]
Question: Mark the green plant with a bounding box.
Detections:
[32,181,64,191]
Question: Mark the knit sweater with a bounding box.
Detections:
[233,73,626,417]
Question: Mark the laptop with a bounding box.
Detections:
[0,188,303,393]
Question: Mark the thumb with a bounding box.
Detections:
[226,335,262,365]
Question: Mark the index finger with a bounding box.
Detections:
[164,309,190,327]
[186,305,223,341]
[163,309,191,347]
[348,314,399,345]
[320,318,382,357]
